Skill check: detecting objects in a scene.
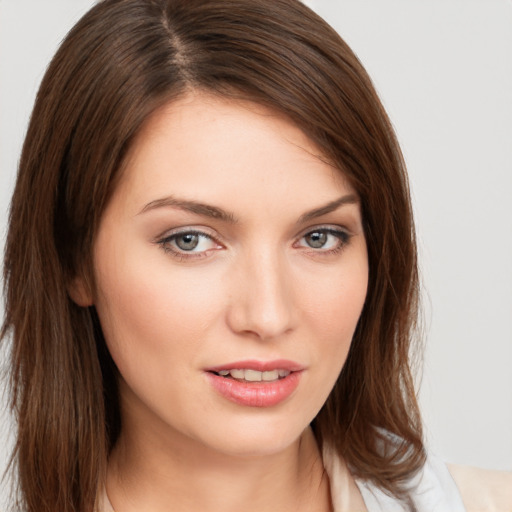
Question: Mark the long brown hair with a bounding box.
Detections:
[2,0,424,510]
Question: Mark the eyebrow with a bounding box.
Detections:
[138,196,238,223]
[138,193,359,224]
[297,194,359,223]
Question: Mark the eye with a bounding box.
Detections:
[174,233,204,251]
[157,229,222,259]
[296,227,350,252]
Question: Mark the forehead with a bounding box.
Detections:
[114,91,355,216]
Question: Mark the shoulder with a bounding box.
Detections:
[324,431,512,512]
[448,464,512,512]
[324,439,467,511]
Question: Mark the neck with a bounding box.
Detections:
[106,423,330,512]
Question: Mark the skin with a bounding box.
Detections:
[74,92,369,512]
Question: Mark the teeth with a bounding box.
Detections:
[262,370,279,381]
[230,369,245,379]
[216,369,291,381]
[244,369,262,381]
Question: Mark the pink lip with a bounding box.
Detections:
[204,360,304,408]
[205,359,304,373]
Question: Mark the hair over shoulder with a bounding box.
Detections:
[2,1,425,510]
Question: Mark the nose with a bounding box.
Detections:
[226,248,297,341]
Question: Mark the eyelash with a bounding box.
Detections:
[156,229,219,261]
[156,226,352,261]
[295,227,352,256]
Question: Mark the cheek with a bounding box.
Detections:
[92,239,225,372]
[286,255,368,426]
[299,254,368,369]
[302,260,368,333]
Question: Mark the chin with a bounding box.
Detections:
[187,410,315,459]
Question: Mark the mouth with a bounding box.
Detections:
[204,360,304,407]
[205,359,303,381]
[210,368,291,382]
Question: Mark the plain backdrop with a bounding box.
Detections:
[1,0,511,506]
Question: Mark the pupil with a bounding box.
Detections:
[176,234,199,251]
[306,232,327,248]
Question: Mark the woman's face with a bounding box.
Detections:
[88,92,368,458]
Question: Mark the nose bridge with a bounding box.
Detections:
[227,243,296,340]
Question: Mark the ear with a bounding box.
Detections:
[68,275,93,307]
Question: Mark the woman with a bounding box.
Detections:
[2,1,511,511]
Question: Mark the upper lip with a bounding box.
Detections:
[205,359,304,373]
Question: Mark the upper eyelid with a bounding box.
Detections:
[155,224,350,238]
[294,225,352,248]
[296,224,351,238]
[155,226,219,242]
[154,223,352,247]
[156,230,221,259]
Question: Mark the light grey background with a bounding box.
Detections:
[304,0,512,473]
[1,0,511,505]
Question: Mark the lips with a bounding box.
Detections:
[205,360,304,407]
[206,359,304,373]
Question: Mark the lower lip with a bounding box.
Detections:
[206,371,302,407]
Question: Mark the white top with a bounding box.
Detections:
[322,444,466,511]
